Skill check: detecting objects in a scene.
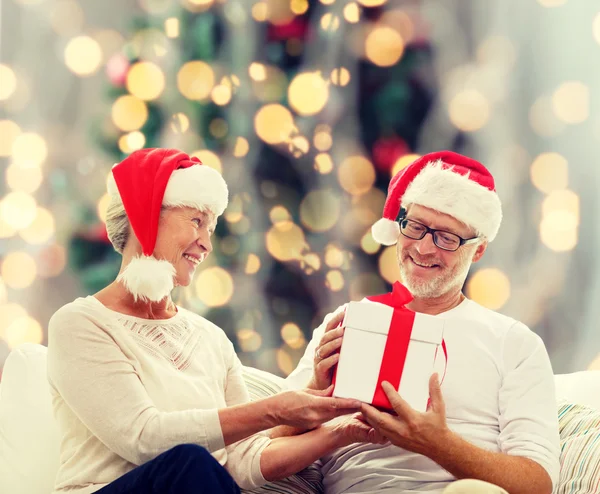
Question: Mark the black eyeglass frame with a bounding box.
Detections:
[396,210,480,252]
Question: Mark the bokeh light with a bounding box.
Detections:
[448,90,490,132]
[378,246,401,284]
[344,3,361,23]
[530,153,568,193]
[165,17,180,38]
[118,131,146,154]
[212,84,232,106]
[254,104,295,144]
[0,191,37,230]
[542,189,580,222]
[288,72,330,116]
[237,328,262,352]
[126,61,165,101]
[291,0,309,15]
[233,137,249,157]
[97,193,110,223]
[392,153,420,176]
[529,96,566,137]
[0,120,21,156]
[6,163,43,193]
[177,61,215,100]
[64,36,103,76]
[1,251,37,289]
[321,13,340,32]
[314,153,334,174]
[537,0,567,6]
[18,207,55,244]
[300,189,341,232]
[3,316,43,348]
[365,26,404,67]
[552,81,589,124]
[326,270,345,291]
[270,205,291,224]
[12,132,47,167]
[361,231,381,254]
[170,113,190,133]
[195,267,234,307]
[466,268,511,310]
[281,322,306,349]
[0,303,28,343]
[358,0,387,6]
[245,254,261,274]
[112,95,149,131]
[540,212,578,252]
[324,244,345,268]
[593,13,600,46]
[37,243,67,278]
[0,279,6,304]
[266,221,307,261]
[191,150,222,173]
[0,64,17,100]
[338,156,376,195]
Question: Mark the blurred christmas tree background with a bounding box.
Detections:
[66,0,446,375]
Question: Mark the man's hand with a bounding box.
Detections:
[324,412,389,448]
[360,374,451,457]
[307,309,346,390]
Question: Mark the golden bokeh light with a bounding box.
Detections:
[112,95,149,131]
[212,84,232,106]
[540,212,578,252]
[0,120,21,156]
[281,322,306,349]
[324,244,345,268]
[361,230,381,254]
[191,150,222,173]
[321,13,340,31]
[303,252,321,272]
[130,28,169,59]
[365,26,404,67]
[229,216,251,235]
[358,0,387,5]
[529,96,565,138]
[18,207,55,245]
[12,132,47,167]
[139,0,173,14]
[0,64,17,101]
[254,104,295,144]
[251,2,268,22]
[97,193,111,223]
[0,303,27,333]
[118,131,147,154]
[378,246,401,284]
[245,254,261,274]
[209,118,228,138]
[314,132,332,151]
[165,17,180,38]
[0,191,37,230]
[126,61,165,101]
[0,215,16,238]
[542,189,579,223]
[314,153,334,174]
[320,0,335,4]
[2,251,37,289]
[6,163,43,193]
[330,67,351,87]
[37,243,67,278]
[448,90,490,132]
[277,348,295,376]
[291,135,310,155]
[233,137,250,157]
[288,72,329,116]
[64,36,103,76]
[594,13,600,46]
[3,315,43,349]
[300,189,341,232]
[170,113,190,133]
[249,62,267,81]
[466,268,511,310]
[177,61,215,100]
[326,270,345,292]
[237,328,263,352]
[195,267,234,307]
[344,2,361,23]
[291,0,309,14]
[338,156,376,195]
[270,205,291,224]
[224,195,243,224]
[266,221,307,262]
[552,81,589,124]
[392,153,420,176]
[0,279,5,304]
[530,153,568,194]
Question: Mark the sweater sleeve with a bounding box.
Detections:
[47,307,225,466]
[497,322,561,488]
[219,336,271,490]
[285,304,346,390]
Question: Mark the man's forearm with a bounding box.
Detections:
[429,431,552,494]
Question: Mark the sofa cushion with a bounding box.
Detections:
[555,371,600,410]
[0,343,61,494]
[556,401,600,494]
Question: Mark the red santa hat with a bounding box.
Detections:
[107,148,228,302]
[371,151,502,246]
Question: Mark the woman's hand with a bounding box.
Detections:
[269,386,361,430]
[308,310,346,390]
[325,412,389,448]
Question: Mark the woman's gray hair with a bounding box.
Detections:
[105,197,130,254]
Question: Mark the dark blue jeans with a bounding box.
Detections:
[96,444,241,494]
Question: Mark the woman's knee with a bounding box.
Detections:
[443,479,509,494]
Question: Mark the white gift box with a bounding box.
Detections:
[333,301,445,412]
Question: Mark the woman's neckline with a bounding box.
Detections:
[86,296,183,324]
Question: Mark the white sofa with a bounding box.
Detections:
[0,343,599,494]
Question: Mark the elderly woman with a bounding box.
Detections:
[47,148,381,494]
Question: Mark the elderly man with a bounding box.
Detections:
[286,151,560,494]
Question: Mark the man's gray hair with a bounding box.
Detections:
[105,197,130,254]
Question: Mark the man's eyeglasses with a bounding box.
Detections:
[399,218,480,252]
